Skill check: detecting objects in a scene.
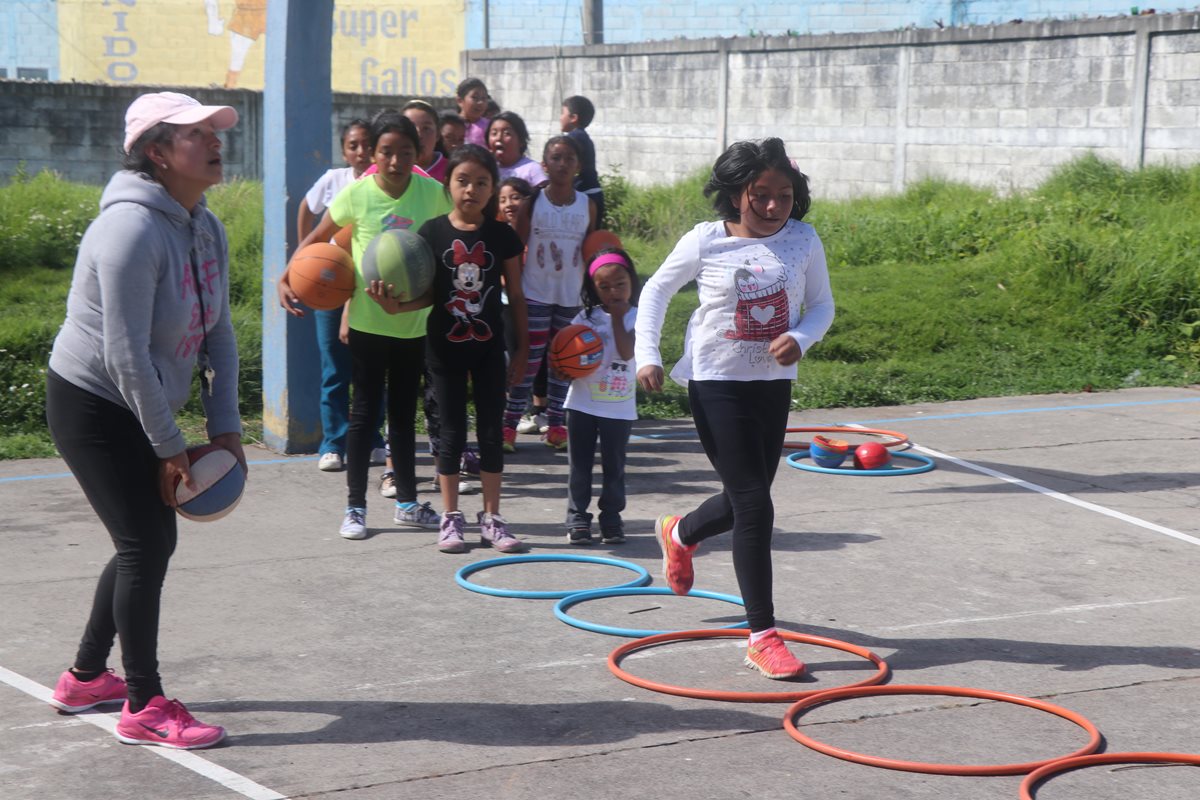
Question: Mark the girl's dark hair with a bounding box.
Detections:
[703,137,811,223]
[445,144,500,220]
[498,176,533,198]
[122,122,175,175]
[340,118,370,145]
[456,77,487,99]
[542,134,581,162]
[370,112,420,152]
[401,99,444,154]
[581,247,639,318]
[487,111,530,155]
[440,111,466,128]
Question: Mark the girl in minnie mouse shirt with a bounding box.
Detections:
[418,144,530,555]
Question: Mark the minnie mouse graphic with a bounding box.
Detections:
[443,239,495,342]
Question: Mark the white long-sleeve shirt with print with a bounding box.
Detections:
[634,219,834,385]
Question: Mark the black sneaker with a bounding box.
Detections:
[567,526,593,546]
[600,527,626,545]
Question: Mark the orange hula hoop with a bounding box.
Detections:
[607,629,889,704]
[783,426,909,451]
[783,684,1102,776]
[1020,752,1200,798]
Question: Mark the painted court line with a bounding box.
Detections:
[900,439,1200,549]
[849,395,1200,425]
[0,666,287,800]
[881,597,1187,632]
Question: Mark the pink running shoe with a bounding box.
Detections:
[477,511,528,553]
[542,425,568,450]
[744,630,807,680]
[49,669,127,713]
[656,514,695,595]
[502,426,518,453]
[115,697,226,750]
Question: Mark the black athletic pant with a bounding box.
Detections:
[346,329,424,508]
[565,409,632,532]
[677,379,792,632]
[426,343,507,477]
[45,370,176,709]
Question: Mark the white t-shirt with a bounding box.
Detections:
[304,166,356,215]
[522,189,590,307]
[634,219,834,385]
[564,306,638,421]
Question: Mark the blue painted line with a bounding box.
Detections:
[0,455,318,484]
[844,396,1200,425]
[4,396,1194,482]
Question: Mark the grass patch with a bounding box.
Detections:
[2,155,1197,457]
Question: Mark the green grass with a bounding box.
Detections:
[2,155,1198,458]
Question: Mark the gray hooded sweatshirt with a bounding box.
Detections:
[49,170,241,458]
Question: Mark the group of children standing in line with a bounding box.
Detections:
[279,78,836,680]
[278,80,623,554]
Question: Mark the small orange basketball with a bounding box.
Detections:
[549,324,605,380]
[333,224,353,252]
[582,230,623,265]
[288,242,356,311]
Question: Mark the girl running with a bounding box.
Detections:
[635,138,834,680]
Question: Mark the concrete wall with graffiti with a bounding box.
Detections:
[3,0,463,94]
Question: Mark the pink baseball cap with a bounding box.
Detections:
[123,92,239,154]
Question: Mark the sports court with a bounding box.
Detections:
[2,386,1198,799]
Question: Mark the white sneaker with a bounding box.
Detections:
[533,412,549,433]
[379,471,396,498]
[318,452,343,472]
[369,447,388,466]
[516,415,540,434]
[339,507,367,540]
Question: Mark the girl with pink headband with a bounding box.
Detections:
[562,248,639,545]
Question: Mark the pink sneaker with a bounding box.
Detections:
[115,697,226,750]
[49,669,127,713]
[477,511,528,553]
[745,630,807,680]
[542,425,568,450]
[656,514,695,595]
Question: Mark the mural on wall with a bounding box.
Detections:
[53,0,463,95]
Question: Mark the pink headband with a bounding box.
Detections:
[588,252,629,277]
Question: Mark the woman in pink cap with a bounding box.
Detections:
[45,91,244,750]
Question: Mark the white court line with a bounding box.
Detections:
[881,597,1187,632]
[0,665,287,800]
[845,425,1200,549]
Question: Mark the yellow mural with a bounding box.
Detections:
[55,0,463,95]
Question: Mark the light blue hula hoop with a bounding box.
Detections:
[554,586,748,638]
[787,449,936,476]
[455,554,651,599]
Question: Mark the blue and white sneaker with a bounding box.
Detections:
[340,507,367,540]
[394,501,440,529]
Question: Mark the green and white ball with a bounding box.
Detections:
[361,228,435,301]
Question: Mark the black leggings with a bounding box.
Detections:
[426,344,507,476]
[347,329,424,508]
[45,370,177,708]
[677,379,792,632]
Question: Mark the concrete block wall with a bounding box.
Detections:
[0,82,449,186]
[0,0,58,79]
[466,13,1200,198]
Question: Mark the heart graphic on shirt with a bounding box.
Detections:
[750,305,775,325]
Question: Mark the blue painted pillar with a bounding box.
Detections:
[261,0,334,453]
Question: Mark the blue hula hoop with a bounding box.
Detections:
[786,449,936,476]
[554,586,747,637]
[455,554,651,599]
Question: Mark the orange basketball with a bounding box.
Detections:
[582,230,623,265]
[288,243,356,311]
[549,324,605,380]
[333,224,353,252]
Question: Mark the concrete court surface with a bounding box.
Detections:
[1,385,1198,800]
